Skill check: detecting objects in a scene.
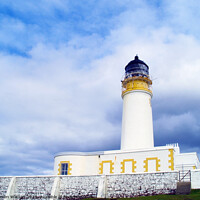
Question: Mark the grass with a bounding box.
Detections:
[84,189,200,200]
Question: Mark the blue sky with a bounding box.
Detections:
[0,0,200,175]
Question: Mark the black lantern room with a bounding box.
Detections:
[125,55,149,78]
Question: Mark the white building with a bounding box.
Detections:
[54,56,200,176]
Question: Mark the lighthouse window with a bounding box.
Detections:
[61,163,68,175]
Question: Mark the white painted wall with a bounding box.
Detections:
[54,154,99,176]
[54,147,175,176]
[191,170,200,189]
[121,90,154,150]
[54,146,200,180]
[174,152,200,170]
[124,161,133,173]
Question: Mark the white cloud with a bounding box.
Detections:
[0,0,200,175]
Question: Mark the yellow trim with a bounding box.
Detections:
[122,76,152,96]
[144,157,160,172]
[193,166,196,169]
[99,160,114,174]
[168,149,174,171]
[58,161,72,175]
[121,159,136,173]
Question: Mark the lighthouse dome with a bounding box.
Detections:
[125,55,149,77]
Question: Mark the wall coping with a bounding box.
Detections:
[0,170,178,178]
[55,146,174,158]
[191,169,200,172]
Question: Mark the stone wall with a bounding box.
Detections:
[59,176,100,199]
[0,177,11,198]
[106,172,178,198]
[0,172,179,199]
[15,177,54,199]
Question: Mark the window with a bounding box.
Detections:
[58,161,72,175]
[61,163,68,175]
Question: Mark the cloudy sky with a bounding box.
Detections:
[0,0,200,175]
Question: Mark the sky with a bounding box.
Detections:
[0,0,200,175]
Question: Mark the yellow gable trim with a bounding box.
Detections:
[168,149,174,171]
[144,157,160,172]
[99,160,114,174]
[120,159,136,173]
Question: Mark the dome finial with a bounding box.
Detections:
[135,55,139,60]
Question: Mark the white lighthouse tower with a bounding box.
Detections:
[121,55,154,150]
[54,55,200,176]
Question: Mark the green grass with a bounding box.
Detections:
[84,189,200,200]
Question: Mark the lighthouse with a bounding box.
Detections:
[121,55,154,150]
[54,55,200,176]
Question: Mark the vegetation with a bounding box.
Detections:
[84,189,200,200]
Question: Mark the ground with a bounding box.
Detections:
[84,189,200,200]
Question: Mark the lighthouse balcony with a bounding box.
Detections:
[121,75,152,96]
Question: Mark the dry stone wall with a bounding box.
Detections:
[0,177,11,198]
[0,172,178,199]
[15,177,54,199]
[106,172,178,198]
[59,176,100,199]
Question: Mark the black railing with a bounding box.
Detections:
[179,170,191,182]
